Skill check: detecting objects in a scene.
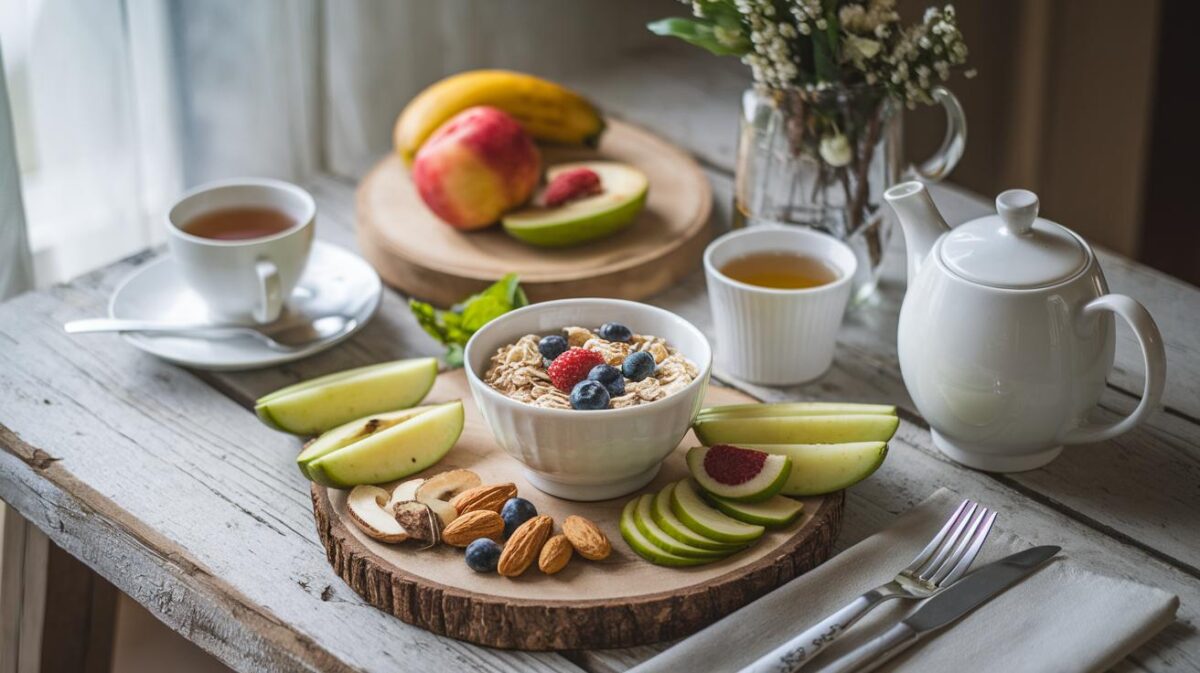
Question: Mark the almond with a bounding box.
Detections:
[497,515,552,577]
[562,515,611,560]
[442,510,504,547]
[538,534,573,574]
[451,483,518,515]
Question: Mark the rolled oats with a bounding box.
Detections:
[483,326,698,409]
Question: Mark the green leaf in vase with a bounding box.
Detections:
[647,18,750,56]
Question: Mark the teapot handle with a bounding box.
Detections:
[905,86,967,182]
[1062,294,1166,445]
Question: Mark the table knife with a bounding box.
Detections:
[820,545,1061,673]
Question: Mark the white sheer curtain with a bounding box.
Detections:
[0,0,317,289]
[0,46,33,300]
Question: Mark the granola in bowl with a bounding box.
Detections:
[483,324,700,410]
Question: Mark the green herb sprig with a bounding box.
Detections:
[409,273,529,368]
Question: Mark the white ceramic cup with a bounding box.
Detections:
[703,226,857,384]
[167,178,316,323]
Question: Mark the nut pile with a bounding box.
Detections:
[346,468,611,577]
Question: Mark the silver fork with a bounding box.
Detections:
[738,499,997,673]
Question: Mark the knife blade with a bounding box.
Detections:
[821,545,1061,673]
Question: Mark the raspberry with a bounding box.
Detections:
[547,347,605,392]
[541,168,603,207]
[703,444,768,485]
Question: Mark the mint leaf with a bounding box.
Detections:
[408,274,528,368]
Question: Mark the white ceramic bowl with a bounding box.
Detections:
[464,299,712,501]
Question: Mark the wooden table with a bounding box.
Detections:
[2,56,1199,673]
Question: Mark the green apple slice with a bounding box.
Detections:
[685,445,791,502]
[710,494,805,527]
[619,498,714,567]
[633,495,730,559]
[742,442,889,496]
[670,479,764,544]
[256,357,438,435]
[693,414,900,446]
[501,161,648,247]
[302,401,464,488]
[696,402,896,420]
[651,483,745,552]
[297,406,432,470]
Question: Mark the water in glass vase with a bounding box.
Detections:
[719,251,839,290]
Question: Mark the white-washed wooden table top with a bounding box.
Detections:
[1,53,1198,673]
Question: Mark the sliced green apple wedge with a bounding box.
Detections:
[693,414,900,446]
[742,441,889,496]
[633,495,730,559]
[619,498,714,567]
[685,445,790,502]
[257,357,438,435]
[651,483,745,552]
[670,479,764,544]
[300,401,464,488]
[296,406,432,469]
[696,402,896,420]
[502,161,648,247]
[711,494,804,527]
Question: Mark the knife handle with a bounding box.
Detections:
[818,622,920,673]
[737,589,893,673]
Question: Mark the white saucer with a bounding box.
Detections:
[109,241,381,370]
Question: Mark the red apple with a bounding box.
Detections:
[411,106,542,230]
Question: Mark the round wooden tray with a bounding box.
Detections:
[311,370,843,650]
[354,119,714,306]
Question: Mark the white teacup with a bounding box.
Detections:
[703,226,857,384]
[167,179,315,323]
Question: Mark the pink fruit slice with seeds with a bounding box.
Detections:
[685,444,791,503]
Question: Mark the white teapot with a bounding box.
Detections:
[884,182,1166,472]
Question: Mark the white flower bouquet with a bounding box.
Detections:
[650,0,973,301]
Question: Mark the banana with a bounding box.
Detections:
[394,70,606,164]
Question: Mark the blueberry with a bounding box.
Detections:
[500,497,538,538]
[622,351,656,382]
[587,364,625,397]
[538,335,569,361]
[570,380,611,410]
[464,538,502,573]
[598,322,632,342]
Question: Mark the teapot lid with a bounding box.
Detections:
[939,190,1089,289]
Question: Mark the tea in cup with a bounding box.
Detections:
[703,226,856,384]
[167,179,315,323]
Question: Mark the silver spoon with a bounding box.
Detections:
[64,315,355,352]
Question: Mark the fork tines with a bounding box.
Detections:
[907,499,997,587]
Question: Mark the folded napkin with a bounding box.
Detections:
[630,488,1178,673]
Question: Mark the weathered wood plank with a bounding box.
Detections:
[0,509,48,673]
[0,282,582,673]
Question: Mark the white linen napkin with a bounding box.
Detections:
[629,488,1178,673]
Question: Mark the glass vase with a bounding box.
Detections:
[734,85,965,304]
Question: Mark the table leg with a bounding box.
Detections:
[1,508,116,673]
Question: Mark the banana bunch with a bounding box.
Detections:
[394,70,606,164]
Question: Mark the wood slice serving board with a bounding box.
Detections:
[312,370,842,650]
[354,119,713,306]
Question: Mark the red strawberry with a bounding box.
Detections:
[541,167,602,207]
[547,348,605,392]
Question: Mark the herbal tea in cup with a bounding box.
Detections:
[703,227,856,384]
[718,251,840,290]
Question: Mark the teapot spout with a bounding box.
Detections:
[884,181,950,285]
